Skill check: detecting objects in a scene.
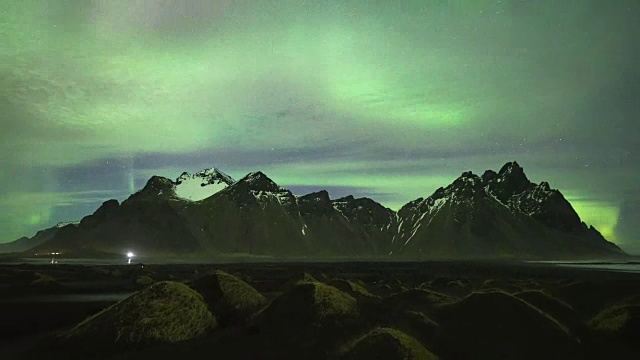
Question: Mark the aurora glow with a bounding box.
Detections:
[1,1,638,253]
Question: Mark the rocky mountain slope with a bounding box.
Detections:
[392,162,622,259]
[26,162,624,259]
[0,222,78,254]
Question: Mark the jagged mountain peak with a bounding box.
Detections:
[234,171,281,192]
[440,172,485,201]
[219,171,297,207]
[146,175,175,188]
[537,181,551,191]
[177,167,234,185]
[392,162,625,258]
[497,161,531,186]
[132,176,176,199]
[498,161,524,175]
[334,195,355,202]
[174,167,235,201]
[487,162,534,201]
[299,190,331,202]
[197,167,227,176]
[298,190,333,215]
[247,171,268,178]
[332,195,396,228]
[332,195,388,210]
[482,169,498,183]
[452,171,482,188]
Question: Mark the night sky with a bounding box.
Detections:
[1,1,639,253]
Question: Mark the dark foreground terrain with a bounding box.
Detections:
[0,261,638,359]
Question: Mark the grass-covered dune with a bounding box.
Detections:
[513,290,581,334]
[435,290,585,360]
[589,303,640,348]
[61,281,214,355]
[243,281,361,359]
[3,261,640,359]
[189,270,267,327]
[382,288,455,317]
[261,281,358,325]
[342,327,439,360]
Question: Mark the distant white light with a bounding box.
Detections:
[127,252,135,258]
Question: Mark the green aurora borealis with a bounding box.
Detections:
[1,1,639,252]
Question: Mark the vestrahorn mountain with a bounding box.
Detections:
[21,162,624,260]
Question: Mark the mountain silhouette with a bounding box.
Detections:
[25,162,624,259]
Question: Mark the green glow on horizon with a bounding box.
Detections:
[568,199,620,244]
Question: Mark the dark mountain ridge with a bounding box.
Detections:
[0,222,78,254]
[393,162,621,259]
[25,162,625,260]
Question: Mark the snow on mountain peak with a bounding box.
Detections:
[174,167,235,201]
[236,171,281,192]
[244,171,269,181]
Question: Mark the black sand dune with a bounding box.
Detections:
[189,270,267,327]
[435,290,585,359]
[60,281,214,357]
[0,261,638,359]
[342,327,439,360]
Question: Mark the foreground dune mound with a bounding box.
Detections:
[589,304,640,348]
[135,275,155,287]
[551,280,607,317]
[426,277,470,297]
[436,290,584,359]
[514,289,572,309]
[476,278,523,293]
[29,272,65,292]
[330,278,377,299]
[279,271,321,293]
[247,281,360,359]
[63,281,214,349]
[384,288,454,317]
[514,290,580,332]
[190,270,267,326]
[378,310,441,353]
[342,327,439,360]
[262,281,358,326]
[553,280,639,321]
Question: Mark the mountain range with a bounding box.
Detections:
[7,162,625,260]
[0,222,78,255]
